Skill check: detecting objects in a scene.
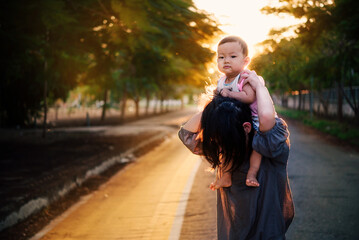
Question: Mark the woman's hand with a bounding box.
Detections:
[241,70,265,92]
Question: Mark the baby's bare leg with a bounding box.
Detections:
[246,150,261,187]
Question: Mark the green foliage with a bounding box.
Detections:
[0,0,85,126]
[277,106,359,146]
[251,38,309,92]
[255,0,359,81]
[0,0,221,126]
[254,0,359,121]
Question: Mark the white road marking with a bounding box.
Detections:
[168,157,202,240]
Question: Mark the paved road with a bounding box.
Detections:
[285,120,359,240]
[30,111,359,240]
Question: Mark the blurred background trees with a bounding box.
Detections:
[252,0,359,122]
[3,0,357,127]
[0,0,221,127]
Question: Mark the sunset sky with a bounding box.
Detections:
[193,0,303,57]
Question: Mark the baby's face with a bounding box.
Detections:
[217,42,249,77]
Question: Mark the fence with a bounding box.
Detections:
[273,86,359,118]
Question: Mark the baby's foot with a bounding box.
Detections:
[210,181,219,191]
[246,175,260,187]
[210,178,232,191]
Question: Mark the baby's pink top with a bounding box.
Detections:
[217,74,258,116]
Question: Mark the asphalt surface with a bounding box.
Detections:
[285,120,359,240]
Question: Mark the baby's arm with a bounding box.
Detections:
[220,83,256,104]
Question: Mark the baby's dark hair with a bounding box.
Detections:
[218,36,248,57]
[201,95,254,173]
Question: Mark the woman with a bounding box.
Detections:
[178,70,294,239]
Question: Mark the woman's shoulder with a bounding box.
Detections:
[257,118,289,137]
[252,118,290,158]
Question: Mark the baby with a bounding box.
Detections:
[210,36,262,189]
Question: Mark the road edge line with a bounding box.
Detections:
[168,157,202,240]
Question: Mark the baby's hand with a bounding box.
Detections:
[219,88,231,97]
[209,182,216,191]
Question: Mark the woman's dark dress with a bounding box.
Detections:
[178,118,294,240]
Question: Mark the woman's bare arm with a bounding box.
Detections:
[242,70,276,132]
[182,111,202,132]
[256,84,276,132]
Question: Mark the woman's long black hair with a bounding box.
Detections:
[201,95,254,173]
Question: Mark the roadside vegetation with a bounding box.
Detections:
[276,106,359,147]
[2,0,358,140]
[252,0,359,125]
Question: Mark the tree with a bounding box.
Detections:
[252,38,308,101]
[1,0,87,127]
[0,0,221,126]
[109,0,221,118]
[258,0,359,121]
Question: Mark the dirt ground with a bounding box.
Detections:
[0,113,176,240]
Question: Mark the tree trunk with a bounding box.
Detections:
[134,97,140,118]
[42,59,48,138]
[101,88,108,121]
[355,109,359,124]
[121,88,127,121]
[55,106,59,121]
[281,94,288,108]
[153,97,158,114]
[145,93,150,116]
[320,100,329,116]
[318,89,330,116]
[42,30,49,138]
[297,91,302,110]
[160,97,164,113]
[181,96,185,110]
[337,82,343,121]
[340,81,359,123]
[166,100,169,112]
[188,93,194,105]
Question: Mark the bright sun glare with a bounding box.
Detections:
[194,0,302,57]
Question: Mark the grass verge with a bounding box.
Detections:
[276,106,359,148]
